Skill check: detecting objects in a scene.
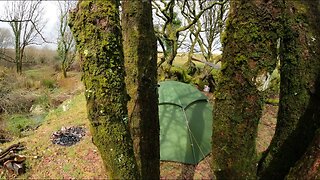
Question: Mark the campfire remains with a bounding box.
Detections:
[51,126,86,146]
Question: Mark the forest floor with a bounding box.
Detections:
[0,68,278,179]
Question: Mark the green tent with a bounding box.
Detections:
[158,80,213,165]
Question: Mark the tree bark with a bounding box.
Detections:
[122,0,160,179]
[258,1,320,179]
[69,0,139,179]
[211,0,282,179]
[14,20,21,74]
[285,128,320,180]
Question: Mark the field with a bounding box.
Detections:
[0,52,278,179]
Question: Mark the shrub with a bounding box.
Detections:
[34,93,52,110]
[0,90,36,114]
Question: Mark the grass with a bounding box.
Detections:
[1,93,108,179]
[0,89,278,179]
[158,52,221,68]
[5,114,41,137]
[0,57,278,179]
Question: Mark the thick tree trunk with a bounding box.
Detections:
[285,128,320,179]
[258,1,320,179]
[69,0,139,179]
[211,0,282,179]
[122,0,160,179]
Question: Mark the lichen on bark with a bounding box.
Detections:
[211,0,283,179]
[122,0,160,178]
[258,1,320,178]
[68,0,139,179]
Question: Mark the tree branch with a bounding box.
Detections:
[191,56,220,69]
[177,0,228,33]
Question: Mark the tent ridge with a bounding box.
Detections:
[183,99,209,110]
[159,102,183,108]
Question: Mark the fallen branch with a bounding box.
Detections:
[0,154,15,165]
[0,143,24,160]
[191,56,220,69]
[0,143,26,175]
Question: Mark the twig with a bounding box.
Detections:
[0,19,52,44]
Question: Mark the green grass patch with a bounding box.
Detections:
[24,67,58,90]
[41,79,56,89]
[158,53,221,68]
[25,67,53,80]
[6,114,41,137]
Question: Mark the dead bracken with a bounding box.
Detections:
[51,126,86,146]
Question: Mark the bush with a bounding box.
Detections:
[0,67,38,114]
[34,93,52,110]
[0,90,36,114]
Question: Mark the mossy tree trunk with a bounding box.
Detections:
[69,0,139,179]
[258,1,320,179]
[122,0,160,179]
[285,128,320,179]
[211,0,282,179]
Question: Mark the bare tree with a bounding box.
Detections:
[152,0,227,75]
[0,28,14,63]
[0,28,12,50]
[1,0,46,74]
[57,0,76,78]
[196,0,228,63]
[177,0,228,71]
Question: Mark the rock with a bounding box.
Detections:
[29,105,46,115]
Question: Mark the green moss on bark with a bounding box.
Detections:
[258,1,320,179]
[68,0,139,179]
[285,128,320,179]
[212,0,283,179]
[122,0,160,179]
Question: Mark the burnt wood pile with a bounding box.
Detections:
[51,126,86,146]
[0,143,26,175]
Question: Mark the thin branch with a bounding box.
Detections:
[177,0,228,33]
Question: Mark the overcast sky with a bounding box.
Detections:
[0,1,60,50]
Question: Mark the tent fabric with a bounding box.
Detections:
[158,81,213,165]
[159,81,207,108]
